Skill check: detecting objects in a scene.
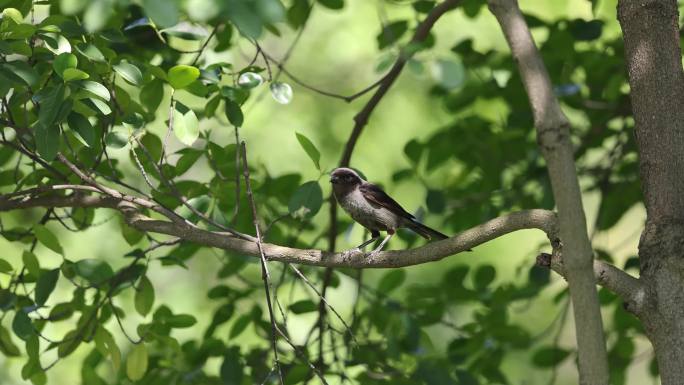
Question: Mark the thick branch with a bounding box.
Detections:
[0,190,642,301]
[488,0,609,383]
[1,191,548,266]
[536,253,645,315]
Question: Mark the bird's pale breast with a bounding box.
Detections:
[338,188,401,231]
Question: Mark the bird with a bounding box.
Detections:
[330,167,449,255]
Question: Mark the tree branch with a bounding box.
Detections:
[339,0,460,166]
[0,190,642,301]
[488,0,609,382]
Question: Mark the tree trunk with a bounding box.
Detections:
[488,1,610,383]
[617,1,684,383]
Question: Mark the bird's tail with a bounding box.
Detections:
[407,219,449,240]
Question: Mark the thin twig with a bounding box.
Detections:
[191,25,219,66]
[240,141,284,385]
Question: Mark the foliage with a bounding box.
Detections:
[0,0,650,384]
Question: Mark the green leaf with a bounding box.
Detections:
[224,99,243,127]
[140,79,164,113]
[38,84,66,127]
[532,347,571,367]
[295,132,321,170]
[78,80,111,101]
[126,343,148,381]
[377,269,406,294]
[318,0,343,9]
[34,224,63,255]
[67,112,96,147]
[95,326,121,372]
[287,0,311,28]
[2,8,24,23]
[4,61,38,86]
[173,101,200,146]
[569,19,603,41]
[113,62,143,86]
[255,0,286,23]
[34,123,60,161]
[377,20,408,49]
[104,131,128,149]
[75,43,105,62]
[62,68,89,81]
[83,0,115,32]
[289,300,318,314]
[74,259,114,284]
[285,365,310,385]
[167,65,200,89]
[22,251,40,278]
[142,0,179,28]
[135,276,154,316]
[165,314,197,328]
[220,347,244,385]
[175,149,203,175]
[229,314,251,338]
[473,264,495,290]
[226,0,262,39]
[0,258,13,273]
[434,58,465,89]
[35,269,59,306]
[288,181,323,219]
[0,325,21,356]
[426,189,446,213]
[12,310,33,341]
[53,52,77,77]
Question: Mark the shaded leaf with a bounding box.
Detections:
[134,275,154,316]
[34,225,63,255]
[35,269,59,306]
[288,181,323,219]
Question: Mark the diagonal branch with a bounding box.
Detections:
[339,0,460,166]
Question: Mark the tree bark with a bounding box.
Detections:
[617,1,684,383]
[488,0,610,383]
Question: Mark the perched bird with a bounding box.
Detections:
[330,167,448,255]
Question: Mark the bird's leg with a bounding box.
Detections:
[368,232,394,256]
[341,231,380,257]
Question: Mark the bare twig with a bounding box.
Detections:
[191,25,218,66]
[240,141,284,385]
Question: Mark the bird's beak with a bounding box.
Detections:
[330,175,339,184]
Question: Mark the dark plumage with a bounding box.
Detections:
[330,167,449,254]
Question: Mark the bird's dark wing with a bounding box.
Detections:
[359,183,415,220]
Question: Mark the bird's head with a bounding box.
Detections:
[330,168,363,186]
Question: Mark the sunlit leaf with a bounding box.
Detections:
[167,65,200,89]
[52,52,77,77]
[113,62,143,86]
[173,101,200,146]
[295,132,321,170]
[126,343,148,381]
